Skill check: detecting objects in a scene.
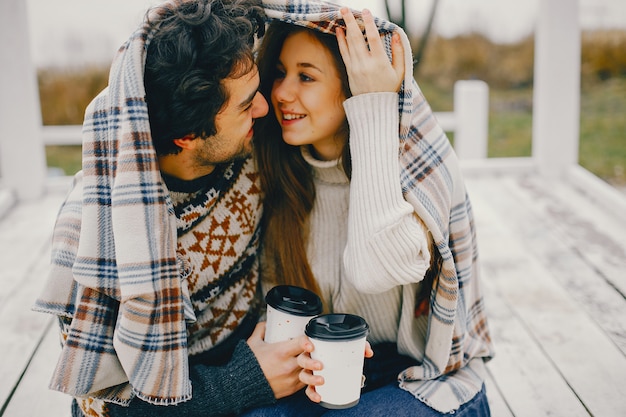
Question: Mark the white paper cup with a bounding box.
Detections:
[305,314,369,409]
[264,285,322,343]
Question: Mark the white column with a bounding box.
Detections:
[453,80,489,160]
[532,0,581,178]
[0,0,47,200]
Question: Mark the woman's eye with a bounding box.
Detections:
[300,73,313,82]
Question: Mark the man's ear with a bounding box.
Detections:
[173,135,197,150]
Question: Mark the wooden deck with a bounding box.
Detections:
[1,164,625,417]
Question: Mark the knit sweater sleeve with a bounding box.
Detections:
[343,92,431,294]
[106,340,276,417]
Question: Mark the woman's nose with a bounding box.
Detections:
[272,78,294,103]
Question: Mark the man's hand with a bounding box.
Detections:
[246,322,310,399]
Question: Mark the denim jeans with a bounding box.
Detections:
[238,383,491,417]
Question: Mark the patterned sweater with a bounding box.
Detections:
[166,161,263,357]
[32,6,276,415]
[40,158,277,417]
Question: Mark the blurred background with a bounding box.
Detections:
[26,0,626,191]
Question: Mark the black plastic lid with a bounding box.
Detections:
[305,314,369,341]
[265,285,323,317]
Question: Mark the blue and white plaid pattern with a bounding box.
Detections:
[33,7,195,406]
[34,0,493,411]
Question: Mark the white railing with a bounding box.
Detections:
[0,80,490,219]
[0,0,587,203]
[40,125,83,146]
[38,80,490,153]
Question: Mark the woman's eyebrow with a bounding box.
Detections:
[297,62,323,72]
[277,58,323,73]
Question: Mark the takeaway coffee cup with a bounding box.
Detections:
[305,314,370,409]
[264,285,323,343]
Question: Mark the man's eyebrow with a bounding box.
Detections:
[238,89,258,110]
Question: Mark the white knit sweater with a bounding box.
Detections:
[264,91,489,413]
[302,92,432,349]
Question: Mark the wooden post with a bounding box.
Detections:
[454,80,489,160]
[0,0,47,200]
[532,0,581,178]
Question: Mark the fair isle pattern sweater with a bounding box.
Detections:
[104,160,273,417]
[44,158,275,417]
[167,161,263,357]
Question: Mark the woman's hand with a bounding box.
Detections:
[297,341,375,403]
[336,8,405,96]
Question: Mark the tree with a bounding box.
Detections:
[383,0,439,74]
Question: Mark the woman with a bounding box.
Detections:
[249,3,494,416]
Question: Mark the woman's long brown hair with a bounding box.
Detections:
[254,22,351,296]
[255,21,439,313]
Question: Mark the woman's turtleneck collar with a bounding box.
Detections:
[300,145,349,185]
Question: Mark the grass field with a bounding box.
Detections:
[419,78,626,187]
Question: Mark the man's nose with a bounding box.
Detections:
[252,91,269,118]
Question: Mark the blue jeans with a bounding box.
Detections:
[239,383,491,417]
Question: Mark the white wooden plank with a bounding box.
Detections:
[1,171,624,417]
[479,261,589,415]
[495,175,626,355]
[568,164,626,228]
[470,178,589,416]
[0,192,64,303]
[468,175,626,417]
[41,124,82,145]
[2,321,72,417]
[0,244,55,408]
[0,192,64,409]
[506,174,626,297]
[0,187,16,220]
[484,363,514,417]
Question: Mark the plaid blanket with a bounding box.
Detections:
[33,6,195,406]
[263,0,494,412]
[33,0,493,410]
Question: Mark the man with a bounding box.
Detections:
[33,1,309,415]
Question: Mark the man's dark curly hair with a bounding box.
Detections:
[144,0,266,156]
